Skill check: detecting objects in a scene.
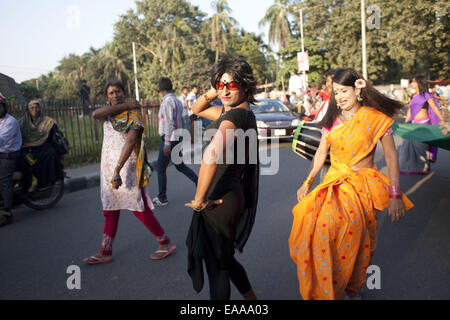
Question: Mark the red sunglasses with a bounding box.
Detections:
[215,81,241,91]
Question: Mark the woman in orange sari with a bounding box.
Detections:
[289,68,414,300]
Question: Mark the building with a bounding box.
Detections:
[0,73,26,103]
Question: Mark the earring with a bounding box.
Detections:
[357,94,363,102]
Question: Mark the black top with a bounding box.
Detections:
[205,107,257,200]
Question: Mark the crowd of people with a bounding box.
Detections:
[1,54,449,301]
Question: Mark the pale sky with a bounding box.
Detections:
[0,0,273,83]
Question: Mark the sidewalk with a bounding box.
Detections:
[64,145,203,193]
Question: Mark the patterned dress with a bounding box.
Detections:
[100,121,144,212]
[289,107,414,300]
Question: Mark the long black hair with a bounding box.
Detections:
[319,68,403,128]
[413,75,431,110]
[210,56,257,104]
[413,75,429,95]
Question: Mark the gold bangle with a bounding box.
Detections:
[302,176,315,188]
[203,94,212,103]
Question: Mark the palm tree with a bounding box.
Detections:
[102,42,130,81]
[211,0,237,62]
[259,0,292,51]
[259,0,293,82]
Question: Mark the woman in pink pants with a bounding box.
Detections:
[83,79,176,264]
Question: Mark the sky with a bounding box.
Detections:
[0,0,273,83]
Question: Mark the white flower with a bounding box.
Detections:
[355,79,367,89]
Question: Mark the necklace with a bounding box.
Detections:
[341,110,355,122]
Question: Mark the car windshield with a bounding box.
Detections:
[250,100,290,114]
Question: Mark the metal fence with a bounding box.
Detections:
[8,100,161,168]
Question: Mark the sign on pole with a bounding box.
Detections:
[297,51,309,72]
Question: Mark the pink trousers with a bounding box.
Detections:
[100,189,169,255]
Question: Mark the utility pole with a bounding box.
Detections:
[132,42,140,101]
[299,7,307,92]
[361,0,368,80]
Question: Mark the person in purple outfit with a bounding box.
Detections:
[398,75,446,174]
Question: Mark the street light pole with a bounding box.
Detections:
[361,0,368,80]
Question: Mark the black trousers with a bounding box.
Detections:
[0,151,19,213]
[203,188,251,300]
[204,253,252,300]
[189,114,198,143]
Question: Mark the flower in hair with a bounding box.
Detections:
[355,79,366,89]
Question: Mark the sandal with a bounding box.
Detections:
[150,244,176,260]
[83,254,113,265]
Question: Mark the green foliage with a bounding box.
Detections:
[20,0,272,102]
[19,0,448,102]
[276,0,449,86]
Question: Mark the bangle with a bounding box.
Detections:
[203,94,212,103]
[302,175,315,188]
[116,163,124,170]
[389,185,401,198]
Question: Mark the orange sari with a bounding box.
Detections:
[289,107,414,300]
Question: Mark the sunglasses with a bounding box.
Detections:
[215,81,241,91]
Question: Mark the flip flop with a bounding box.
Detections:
[83,255,113,265]
[150,245,176,260]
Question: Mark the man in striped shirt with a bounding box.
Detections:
[154,78,198,206]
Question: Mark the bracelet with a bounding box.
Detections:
[302,175,315,188]
[203,94,213,103]
[389,185,401,199]
[116,163,124,170]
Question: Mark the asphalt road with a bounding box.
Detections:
[1,140,449,300]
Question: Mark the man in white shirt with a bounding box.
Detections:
[178,87,190,131]
[185,85,199,143]
[0,96,22,226]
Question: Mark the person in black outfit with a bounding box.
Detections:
[18,99,64,192]
[185,56,259,300]
[80,80,91,116]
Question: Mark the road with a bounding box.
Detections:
[1,140,449,300]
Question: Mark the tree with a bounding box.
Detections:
[259,0,293,51]
[210,0,237,62]
[259,0,293,82]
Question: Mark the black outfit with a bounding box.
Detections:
[186,107,259,300]
[20,125,64,191]
[80,85,90,115]
[0,151,20,213]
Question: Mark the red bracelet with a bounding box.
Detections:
[389,185,401,199]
